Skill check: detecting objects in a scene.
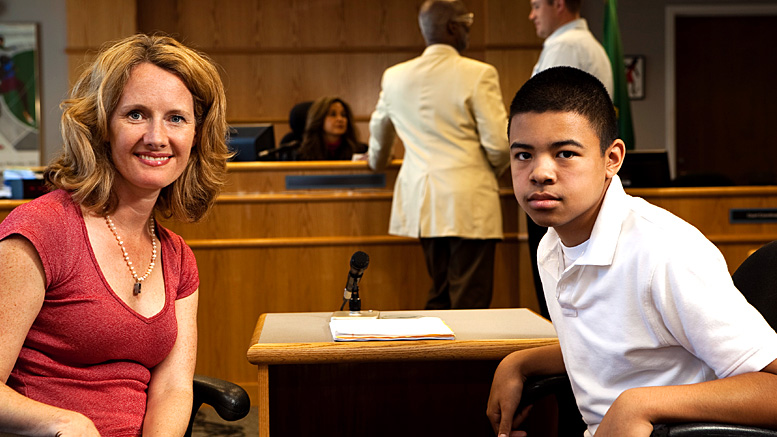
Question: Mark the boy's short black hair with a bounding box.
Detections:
[508,66,617,154]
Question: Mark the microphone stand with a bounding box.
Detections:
[331,251,379,320]
[332,281,379,319]
[349,283,361,312]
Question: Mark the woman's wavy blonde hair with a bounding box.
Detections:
[45,33,230,222]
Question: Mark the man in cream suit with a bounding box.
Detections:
[368,0,509,309]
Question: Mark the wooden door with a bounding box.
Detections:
[675,15,777,186]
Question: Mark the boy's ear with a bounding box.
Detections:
[604,139,625,179]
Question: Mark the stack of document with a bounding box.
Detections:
[329,316,455,342]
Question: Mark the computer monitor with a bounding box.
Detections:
[227,124,275,162]
[618,149,671,188]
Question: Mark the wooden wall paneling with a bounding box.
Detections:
[182,0,262,48]
[289,0,424,49]
[164,191,516,240]
[193,238,521,391]
[342,0,427,48]
[164,197,395,239]
[517,239,540,311]
[632,187,777,273]
[493,240,522,308]
[486,49,541,108]
[221,161,400,193]
[66,53,97,89]
[213,54,289,122]
[484,0,542,119]
[166,240,516,326]
[635,188,777,234]
[166,162,523,393]
[214,52,417,123]
[192,242,435,388]
[127,0,541,161]
[353,120,370,146]
[69,0,543,132]
[66,0,137,88]
[166,191,516,242]
[466,1,487,49]
[485,0,544,46]
[329,52,419,115]
[135,0,181,38]
[0,201,26,223]
[164,0,428,49]
[66,0,137,48]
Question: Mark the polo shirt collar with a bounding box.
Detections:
[539,175,628,270]
[577,175,629,267]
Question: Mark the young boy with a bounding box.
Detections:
[487,66,777,437]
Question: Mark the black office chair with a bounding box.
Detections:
[258,100,312,161]
[278,100,313,146]
[185,374,252,436]
[732,241,777,329]
[518,241,777,436]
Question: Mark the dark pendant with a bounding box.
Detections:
[133,282,142,296]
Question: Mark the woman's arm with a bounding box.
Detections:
[597,359,777,437]
[0,236,100,436]
[142,289,198,436]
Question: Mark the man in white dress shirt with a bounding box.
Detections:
[368,0,510,309]
[526,0,614,319]
[529,0,613,95]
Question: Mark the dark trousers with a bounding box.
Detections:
[526,214,549,319]
[420,237,497,309]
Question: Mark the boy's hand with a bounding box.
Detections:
[486,352,530,436]
[488,345,567,436]
[595,388,655,437]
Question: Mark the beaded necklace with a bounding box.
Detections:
[105,215,157,296]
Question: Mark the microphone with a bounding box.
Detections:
[331,251,379,319]
[256,142,300,160]
[343,250,369,309]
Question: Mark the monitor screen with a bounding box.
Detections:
[618,149,671,188]
[227,124,275,162]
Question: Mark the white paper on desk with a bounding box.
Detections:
[329,317,455,341]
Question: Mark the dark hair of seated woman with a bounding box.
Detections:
[297,96,366,160]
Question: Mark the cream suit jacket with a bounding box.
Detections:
[368,44,510,239]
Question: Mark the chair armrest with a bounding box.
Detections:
[519,375,777,437]
[518,373,573,410]
[651,423,777,437]
[192,374,251,421]
[518,373,587,435]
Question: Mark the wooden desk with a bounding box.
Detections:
[247,308,557,436]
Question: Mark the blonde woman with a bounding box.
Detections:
[0,34,229,436]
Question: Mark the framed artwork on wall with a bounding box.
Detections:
[625,55,645,100]
[0,23,40,170]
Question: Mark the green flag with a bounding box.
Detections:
[603,0,635,149]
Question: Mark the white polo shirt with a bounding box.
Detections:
[538,175,777,436]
